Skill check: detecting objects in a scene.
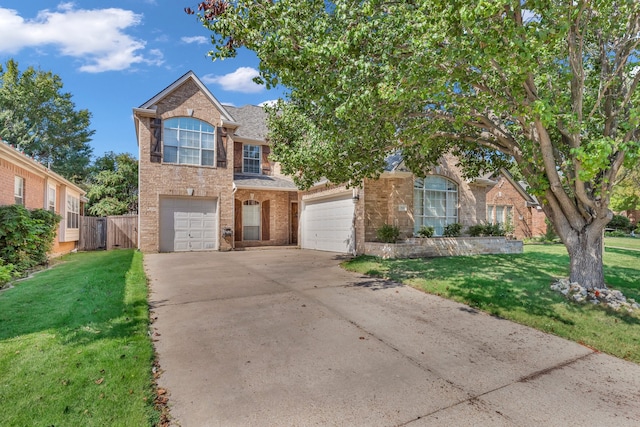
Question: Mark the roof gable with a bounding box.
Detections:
[138,70,234,122]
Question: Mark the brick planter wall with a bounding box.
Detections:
[364,237,523,259]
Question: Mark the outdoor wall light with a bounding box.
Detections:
[187,188,194,196]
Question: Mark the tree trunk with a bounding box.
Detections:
[565,227,606,290]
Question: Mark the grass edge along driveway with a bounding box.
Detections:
[343,243,640,363]
[0,249,160,426]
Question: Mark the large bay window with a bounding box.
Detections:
[163,117,215,166]
[414,176,458,236]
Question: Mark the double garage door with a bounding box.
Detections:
[301,193,355,254]
[159,198,217,252]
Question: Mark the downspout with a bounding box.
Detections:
[231,183,237,250]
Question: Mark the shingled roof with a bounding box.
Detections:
[225,104,268,141]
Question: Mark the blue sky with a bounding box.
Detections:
[0,1,285,159]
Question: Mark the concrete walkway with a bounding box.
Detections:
[145,249,640,426]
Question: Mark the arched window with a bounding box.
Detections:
[242,200,260,241]
[414,176,458,236]
[163,117,215,166]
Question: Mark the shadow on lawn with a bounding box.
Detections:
[384,251,640,327]
[0,250,144,345]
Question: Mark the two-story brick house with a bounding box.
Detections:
[134,71,503,254]
[0,138,86,255]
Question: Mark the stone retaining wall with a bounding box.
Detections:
[364,237,523,259]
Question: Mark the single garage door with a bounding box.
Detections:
[301,193,355,253]
[159,198,217,252]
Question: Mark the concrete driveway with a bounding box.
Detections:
[145,249,640,426]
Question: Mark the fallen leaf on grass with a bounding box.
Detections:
[95,377,104,385]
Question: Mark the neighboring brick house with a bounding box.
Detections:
[486,170,548,239]
[133,71,503,254]
[0,138,86,255]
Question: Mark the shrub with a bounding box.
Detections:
[0,259,16,287]
[443,222,462,237]
[0,205,61,274]
[467,224,485,237]
[377,224,400,243]
[605,230,627,237]
[608,214,631,231]
[416,225,434,238]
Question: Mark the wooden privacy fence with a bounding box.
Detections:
[79,215,138,251]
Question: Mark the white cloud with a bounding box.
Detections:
[181,36,208,44]
[259,99,279,107]
[202,67,264,93]
[0,4,156,73]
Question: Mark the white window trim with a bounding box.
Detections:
[242,144,262,175]
[66,194,80,229]
[47,185,56,212]
[14,176,24,206]
[414,176,458,236]
[242,200,261,240]
[163,117,216,167]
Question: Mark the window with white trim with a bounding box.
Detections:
[163,117,215,166]
[414,176,458,236]
[48,186,56,212]
[242,200,260,240]
[66,195,79,229]
[243,144,261,174]
[487,205,513,225]
[14,176,24,205]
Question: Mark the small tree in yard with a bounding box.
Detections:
[188,1,640,290]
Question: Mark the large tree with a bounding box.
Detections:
[85,152,138,217]
[189,0,640,289]
[0,59,94,182]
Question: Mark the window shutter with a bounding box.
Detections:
[261,145,271,175]
[261,200,270,241]
[234,142,243,173]
[150,118,162,163]
[216,127,227,168]
[234,198,242,241]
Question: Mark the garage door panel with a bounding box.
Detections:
[160,198,218,252]
[302,193,354,253]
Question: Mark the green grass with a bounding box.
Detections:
[343,244,640,363]
[605,236,640,250]
[0,250,159,426]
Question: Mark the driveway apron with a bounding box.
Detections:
[145,249,640,427]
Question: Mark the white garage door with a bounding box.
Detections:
[159,198,217,252]
[301,193,355,253]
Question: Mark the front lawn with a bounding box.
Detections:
[605,236,640,250]
[343,244,640,363]
[0,250,159,426]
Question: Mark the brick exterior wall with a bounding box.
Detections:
[136,78,234,252]
[486,174,547,239]
[362,154,492,243]
[0,157,45,208]
[365,237,523,259]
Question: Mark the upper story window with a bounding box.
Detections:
[414,176,458,236]
[67,195,79,229]
[243,144,261,174]
[14,176,24,205]
[163,118,215,166]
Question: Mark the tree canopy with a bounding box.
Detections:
[190,0,640,289]
[85,152,138,217]
[611,166,640,214]
[0,59,94,182]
